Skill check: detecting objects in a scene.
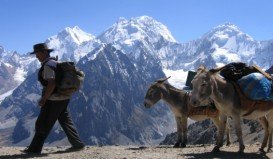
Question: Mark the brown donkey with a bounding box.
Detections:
[190,66,273,153]
[144,77,230,148]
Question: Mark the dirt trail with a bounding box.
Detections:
[0,144,272,159]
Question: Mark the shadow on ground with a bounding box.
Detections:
[183,151,271,159]
[0,153,48,159]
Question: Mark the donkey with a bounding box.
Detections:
[190,66,273,153]
[144,77,230,148]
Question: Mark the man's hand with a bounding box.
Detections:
[38,79,55,108]
[38,98,47,107]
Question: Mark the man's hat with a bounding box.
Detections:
[30,43,54,54]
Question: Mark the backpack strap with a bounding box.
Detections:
[42,57,58,69]
[38,57,58,93]
[252,65,272,80]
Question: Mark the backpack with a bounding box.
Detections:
[219,62,257,81]
[219,62,272,82]
[55,62,85,96]
[237,73,272,100]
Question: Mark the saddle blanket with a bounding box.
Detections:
[188,106,219,117]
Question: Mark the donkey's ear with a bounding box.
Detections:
[209,66,225,74]
[209,69,218,74]
[196,65,206,74]
[197,65,205,71]
[156,76,171,84]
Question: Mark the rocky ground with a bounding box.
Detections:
[0,144,272,159]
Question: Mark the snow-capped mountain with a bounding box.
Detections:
[195,23,259,67]
[158,23,263,70]
[98,16,176,62]
[97,17,268,72]
[46,26,96,62]
[99,16,175,44]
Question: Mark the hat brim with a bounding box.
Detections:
[30,49,54,55]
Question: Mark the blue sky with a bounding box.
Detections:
[1,0,273,54]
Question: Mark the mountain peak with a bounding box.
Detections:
[59,26,95,45]
[203,23,254,42]
[117,17,128,23]
[131,15,156,23]
[45,26,96,62]
[130,16,176,42]
[213,22,241,32]
[47,26,94,46]
[99,16,176,44]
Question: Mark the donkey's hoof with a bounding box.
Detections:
[173,142,186,148]
[226,142,231,146]
[211,146,220,153]
[181,143,186,148]
[238,145,245,153]
[173,143,181,148]
[259,148,266,154]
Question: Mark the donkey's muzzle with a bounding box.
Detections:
[144,102,149,108]
[144,100,152,108]
[190,98,200,107]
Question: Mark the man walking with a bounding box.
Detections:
[22,43,85,154]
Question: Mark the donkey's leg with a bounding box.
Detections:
[174,116,182,148]
[225,119,231,146]
[212,114,226,153]
[266,111,273,152]
[268,123,273,152]
[210,117,221,143]
[233,115,245,153]
[180,116,188,148]
[258,117,269,153]
[211,116,231,146]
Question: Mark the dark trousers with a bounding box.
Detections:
[28,99,84,152]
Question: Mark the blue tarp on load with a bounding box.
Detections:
[237,73,272,100]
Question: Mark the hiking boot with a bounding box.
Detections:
[21,147,41,155]
[65,144,85,152]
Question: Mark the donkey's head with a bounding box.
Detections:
[190,66,217,106]
[144,76,170,108]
